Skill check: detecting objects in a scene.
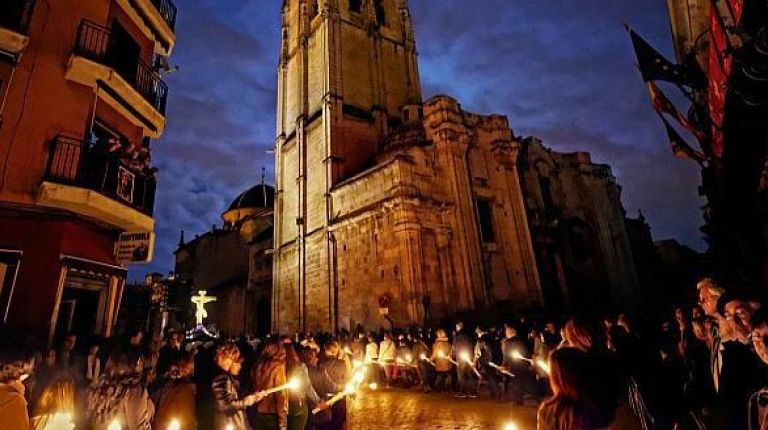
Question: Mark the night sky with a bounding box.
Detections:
[139,0,705,278]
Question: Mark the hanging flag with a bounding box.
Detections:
[625,23,706,89]
[657,113,707,163]
[648,81,707,141]
[707,0,745,158]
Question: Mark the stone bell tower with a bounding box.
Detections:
[273,0,423,331]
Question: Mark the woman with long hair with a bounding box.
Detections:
[87,349,154,430]
[563,318,599,353]
[251,340,288,430]
[537,347,625,430]
[30,377,75,430]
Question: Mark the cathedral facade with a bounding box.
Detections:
[272,0,643,332]
[272,0,542,332]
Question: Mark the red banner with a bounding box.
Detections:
[707,0,743,157]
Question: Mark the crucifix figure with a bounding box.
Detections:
[191,290,216,325]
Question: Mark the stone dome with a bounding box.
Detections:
[227,184,275,211]
[222,183,275,225]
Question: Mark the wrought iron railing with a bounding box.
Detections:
[74,20,168,115]
[45,136,156,216]
[0,0,36,34]
[151,0,177,31]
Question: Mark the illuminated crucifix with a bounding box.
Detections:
[191,290,216,325]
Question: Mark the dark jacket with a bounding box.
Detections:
[212,372,250,430]
[474,332,499,373]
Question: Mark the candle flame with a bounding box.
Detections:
[167,419,181,430]
[419,353,427,360]
[437,351,446,358]
[536,358,551,374]
[459,351,471,363]
[344,382,356,394]
[405,354,412,362]
[368,382,378,390]
[511,350,524,360]
[504,422,518,430]
[287,377,301,391]
[108,420,122,430]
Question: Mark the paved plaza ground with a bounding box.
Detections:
[346,387,538,430]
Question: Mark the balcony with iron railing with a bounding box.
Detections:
[0,0,36,35]
[37,136,157,232]
[0,0,36,55]
[151,0,177,32]
[75,20,168,115]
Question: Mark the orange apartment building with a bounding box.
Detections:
[0,0,175,343]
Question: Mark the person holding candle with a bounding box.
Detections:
[251,340,289,430]
[430,329,453,393]
[474,325,501,401]
[153,352,196,430]
[363,334,379,386]
[87,349,154,430]
[302,348,338,429]
[285,344,326,430]
[319,341,350,430]
[212,342,264,430]
[501,324,532,405]
[378,333,396,388]
[453,322,475,398]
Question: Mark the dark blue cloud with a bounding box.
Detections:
[135,0,705,279]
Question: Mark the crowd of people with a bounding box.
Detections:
[0,277,767,429]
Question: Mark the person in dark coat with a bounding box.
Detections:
[453,322,475,398]
[302,349,337,429]
[501,324,532,405]
[475,326,501,400]
[155,330,183,380]
[318,341,349,430]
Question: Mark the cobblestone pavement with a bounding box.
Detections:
[346,387,538,430]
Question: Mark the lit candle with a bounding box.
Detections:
[535,358,551,375]
[108,420,122,430]
[489,362,514,377]
[510,350,533,363]
[459,351,472,363]
[504,422,518,430]
[312,382,356,414]
[167,419,181,430]
[263,377,302,395]
[368,382,378,390]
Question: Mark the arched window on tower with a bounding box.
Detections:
[374,0,386,25]
[349,0,362,13]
